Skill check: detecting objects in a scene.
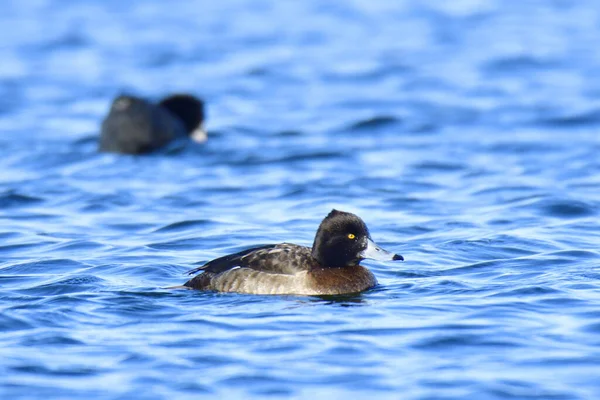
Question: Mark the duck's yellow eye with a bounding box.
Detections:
[348,233,356,240]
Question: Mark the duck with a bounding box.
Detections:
[99,93,206,154]
[183,210,404,295]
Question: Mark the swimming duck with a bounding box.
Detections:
[184,210,403,295]
[99,93,206,154]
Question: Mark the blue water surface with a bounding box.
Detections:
[1,1,600,399]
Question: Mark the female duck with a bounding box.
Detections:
[184,210,403,295]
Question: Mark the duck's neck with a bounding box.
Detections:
[310,246,358,269]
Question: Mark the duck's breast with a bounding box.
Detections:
[307,265,377,295]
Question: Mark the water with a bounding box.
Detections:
[1,0,600,398]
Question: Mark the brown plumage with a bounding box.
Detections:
[183,210,403,296]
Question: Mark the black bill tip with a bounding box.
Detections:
[393,254,404,261]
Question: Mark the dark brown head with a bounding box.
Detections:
[158,94,206,143]
[311,209,403,268]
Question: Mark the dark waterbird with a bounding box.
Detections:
[182,210,403,295]
[99,93,206,154]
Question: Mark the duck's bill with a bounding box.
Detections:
[360,238,404,261]
[190,123,208,143]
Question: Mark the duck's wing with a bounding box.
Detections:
[186,243,313,276]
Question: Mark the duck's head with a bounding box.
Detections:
[311,209,403,268]
[158,94,206,143]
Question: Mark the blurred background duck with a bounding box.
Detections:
[99,93,206,154]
